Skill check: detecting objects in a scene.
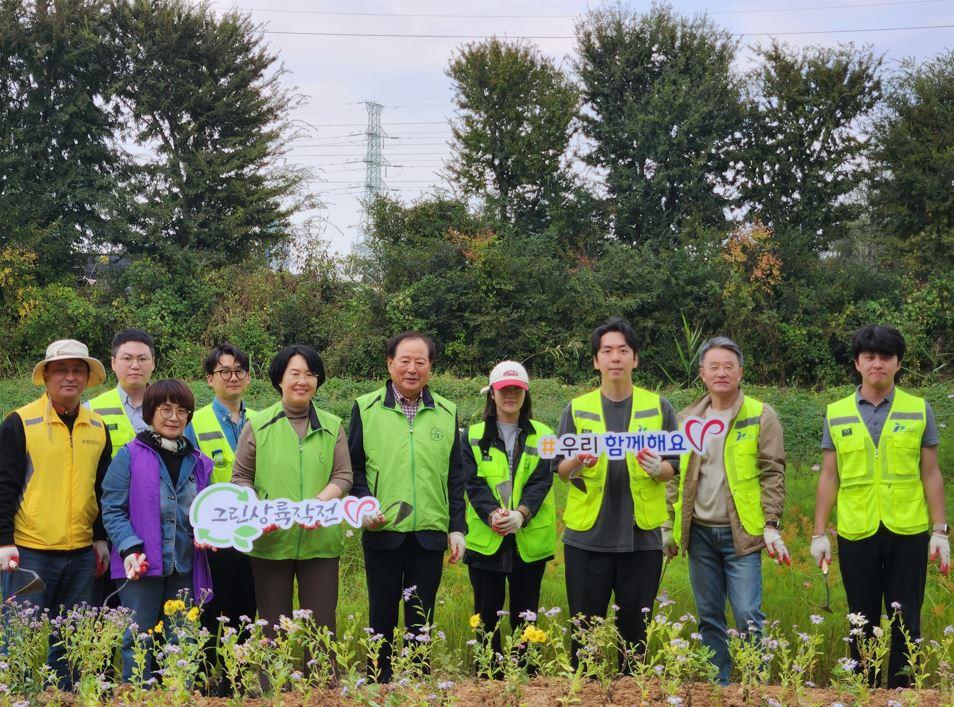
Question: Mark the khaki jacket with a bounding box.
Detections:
[665,390,786,556]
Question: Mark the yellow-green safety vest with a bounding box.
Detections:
[191,403,256,484]
[88,387,136,457]
[827,388,928,540]
[672,396,766,546]
[464,420,556,563]
[563,388,668,531]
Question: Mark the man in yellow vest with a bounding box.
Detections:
[663,337,787,685]
[812,325,948,688]
[553,317,680,670]
[184,343,256,690]
[0,340,112,687]
[87,328,156,454]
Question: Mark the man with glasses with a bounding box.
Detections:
[0,340,112,688]
[88,329,157,454]
[185,343,256,689]
[663,336,787,685]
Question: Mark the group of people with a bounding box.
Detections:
[0,320,948,691]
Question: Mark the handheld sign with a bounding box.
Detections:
[189,483,381,552]
[536,415,727,461]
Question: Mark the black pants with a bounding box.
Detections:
[364,535,444,683]
[838,527,928,689]
[201,548,257,690]
[564,544,662,670]
[468,557,547,658]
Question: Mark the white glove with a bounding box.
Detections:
[662,527,678,558]
[491,509,523,536]
[929,532,950,575]
[362,512,386,530]
[93,541,110,577]
[763,527,790,565]
[574,453,598,469]
[448,531,465,564]
[123,552,148,580]
[0,545,19,571]
[637,448,663,478]
[810,534,832,569]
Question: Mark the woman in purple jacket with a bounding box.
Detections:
[101,379,213,683]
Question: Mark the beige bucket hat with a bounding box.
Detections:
[32,339,107,386]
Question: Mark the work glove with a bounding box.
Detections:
[574,452,598,469]
[662,527,678,558]
[763,527,790,565]
[929,532,950,575]
[636,448,664,478]
[93,541,110,577]
[810,534,832,569]
[0,545,19,571]
[491,509,523,536]
[448,531,466,564]
[361,512,387,530]
[123,552,149,580]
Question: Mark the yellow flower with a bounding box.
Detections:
[163,598,186,616]
[469,613,482,629]
[520,624,548,644]
[186,607,200,622]
[153,620,164,634]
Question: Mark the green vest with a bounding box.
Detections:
[247,400,343,559]
[465,420,556,563]
[88,387,136,457]
[563,388,668,532]
[672,396,766,545]
[191,403,256,484]
[356,386,457,533]
[827,388,928,540]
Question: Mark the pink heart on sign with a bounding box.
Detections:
[683,417,727,454]
[342,497,379,528]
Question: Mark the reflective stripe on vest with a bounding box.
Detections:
[563,388,667,531]
[464,420,556,563]
[248,400,343,559]
[672,396,766,544]
[827,388,928,540]
[88,388,136,457]
[191,404,255,484]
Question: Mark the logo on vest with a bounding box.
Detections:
[106,423,118,431]
[892,423,907,433]
[841,428,853,437]
[735,431,749,442]
[430,427,444,441]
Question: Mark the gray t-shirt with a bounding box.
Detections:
[497,420,520,470]
[821,387,939,450]
[554,393,680,553]
[693,406,734,527]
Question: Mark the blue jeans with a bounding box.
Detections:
[687,524,764,685]
[119,572,191,683]
[1,546,96,689]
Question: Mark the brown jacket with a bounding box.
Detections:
[665,390,786,556]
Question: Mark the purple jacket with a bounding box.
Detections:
[108,438,214,603]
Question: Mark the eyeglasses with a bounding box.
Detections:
[116,355,153,366]
[704,363,739,373]
[157,405,190,420]
[212,368,248,381]
[285,372,319,383]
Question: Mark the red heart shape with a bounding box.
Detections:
[684,417,726,454]
[342,496,379,528]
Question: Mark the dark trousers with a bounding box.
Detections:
[249,556,339,636]
[201,548,256,690]
[564,544,662,670]
[364,536,444,683]
[468,557,547,658]
[838,527,928,688]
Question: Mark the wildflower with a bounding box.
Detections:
[153,620,164,634]
[279,615,298,634]
[293,608,313,621]
[437,630,445,641]
[811,463,820,472]
[809,614,824,625]
[654,665,664,675]
[290,670,303,681]
[798,632,810,643]
[520,624,548,643]
[402,585,417,601]
[176,659,188,668]
[691,632,702,640]
[255,618,269,627]
[437,680,454,690]
[891,601,902,610]
[545,606,561,618]
[239,614,251,623]
[666,697,683,706]
[496,609,510,617]
[163,599,186,615]
[873,626,884,638]
[945,625,954,637]
[186,606,200,622]
[345,529,354,538]
[519,609,538,622]
[847,612,868,627]
[217,615,230,623]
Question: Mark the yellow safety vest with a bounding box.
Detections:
[563,388,668,531]
[88,387,136,457]
[191,403,255,484]
[827,388,929,540]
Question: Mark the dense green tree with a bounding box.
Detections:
[575,4,740,250]
[732,41,881,271]
[0,0,122,280]
[111,0,307,262]
[446,38,579,236]
[870,51,954,273]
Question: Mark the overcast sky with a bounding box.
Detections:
[209,0,954,255]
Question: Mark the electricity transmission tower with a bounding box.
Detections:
[358,100,388,246]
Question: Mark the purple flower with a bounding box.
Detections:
[402,585,417,602]
[809,614,824,625]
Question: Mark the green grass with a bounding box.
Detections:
[1,375,952,684]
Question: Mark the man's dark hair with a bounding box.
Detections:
[386,331,437,362]
[203,343,251,375]
[143,379,196,424]
[111,328,156,358]
[268,345,326,392]
[852,325,906,361]
[590,317,640,357]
